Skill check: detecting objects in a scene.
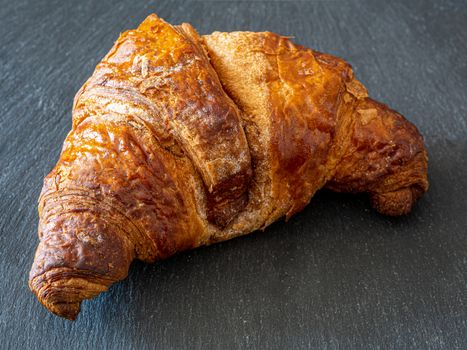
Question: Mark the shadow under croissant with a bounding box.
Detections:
[31,189,429,321]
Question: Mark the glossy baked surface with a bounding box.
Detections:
[29,14,428,320]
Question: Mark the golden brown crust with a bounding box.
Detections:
[325,97,429,215]
[73,15,252,227]
[203,31,353,232]
[30,14,251,319]
[29,14,429,319]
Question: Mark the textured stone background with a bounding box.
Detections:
[1,0,466,349]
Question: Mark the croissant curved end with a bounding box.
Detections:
[29,268,111,320]
[370,151,429,216]
[370,184,425,216]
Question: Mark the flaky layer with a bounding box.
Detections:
[29,14,428,319]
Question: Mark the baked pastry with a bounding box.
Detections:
[29,14,428,319]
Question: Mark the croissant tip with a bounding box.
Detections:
[29,268,111,320]
[46,301,81,321]
[370,185,425,216]
[29,279,81,320]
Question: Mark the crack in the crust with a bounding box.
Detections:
[199,43,277,232]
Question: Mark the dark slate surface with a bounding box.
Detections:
[1,0,466,349]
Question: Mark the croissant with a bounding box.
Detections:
[29,14,428,319]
